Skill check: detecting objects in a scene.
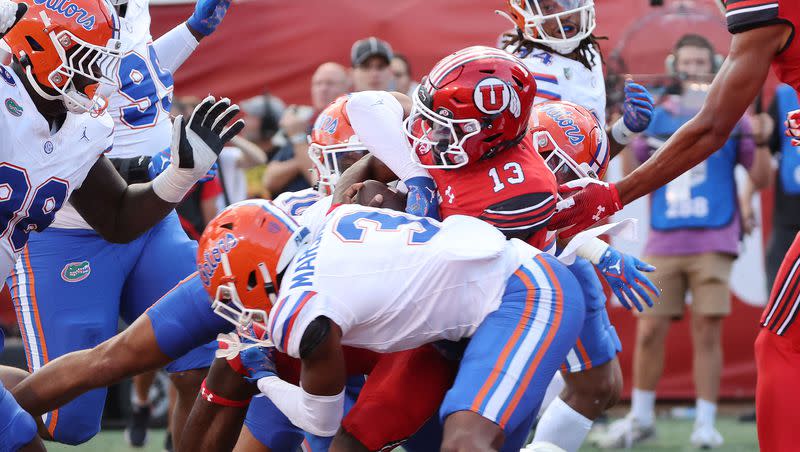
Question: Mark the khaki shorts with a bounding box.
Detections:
[638,252,735,318]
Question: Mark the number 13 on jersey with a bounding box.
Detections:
[488,162,525,192]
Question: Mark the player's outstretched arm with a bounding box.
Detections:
[71,96,244,243]
[254,317,346,437]
[615,25,788,204]
[550,24,789,236]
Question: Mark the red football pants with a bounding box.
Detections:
[342,344,458,451]
[755,328,800,452]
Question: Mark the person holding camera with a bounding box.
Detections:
[598,34,771,450]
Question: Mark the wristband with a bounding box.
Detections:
[611,118,636,145]
[199,379,252,407]
[575,237,610,265]
[152,165,197,203]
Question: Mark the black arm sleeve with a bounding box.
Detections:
[109,156,153,184]
[298,316,331,360]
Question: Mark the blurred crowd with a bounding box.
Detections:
[166,37,418,237]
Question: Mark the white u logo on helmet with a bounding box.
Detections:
[473,77,522,118]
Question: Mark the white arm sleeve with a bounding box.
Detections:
[256,376,344,437]
[345,91,430,182]
[152,23,199,74]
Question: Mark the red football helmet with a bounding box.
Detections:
[529,101,608,184]
[198,200,309,343]
[404,46,537,169]
[2,0,122,113]
[308,96,369,195]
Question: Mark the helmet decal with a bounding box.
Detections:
[34,0,97,31]
[541,103,584,145]
[474,77,510,116]
[313,113,339,135]
[198,232,238,287]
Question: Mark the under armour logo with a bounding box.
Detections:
[445,186,455,204]
[80,128,89,142]
[201,386,213,403]
[592,205,605,222]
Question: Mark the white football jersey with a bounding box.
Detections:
[268,204,538,357]
[0,65,112,284]
[272,188,324,219]
[508,44,607,126]
[53,0,174,229]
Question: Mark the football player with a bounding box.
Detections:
[201,197,586,452]
[0,0,241,447]
[497,2,659,444]
[7,97,453,452]
[334,47,657,452]
[5,0,233,445]
[498,0,654,158]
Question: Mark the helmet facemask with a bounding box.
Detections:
[308,138,369,195]
[506,0,596,54]
[534,129,596,185]
[404,85,480,169]
[25,11,121,114]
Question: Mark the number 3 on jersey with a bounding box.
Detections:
[0,163,68,251]
[118,44,174,129]
[334,210,440,245]
[488,162,525,192]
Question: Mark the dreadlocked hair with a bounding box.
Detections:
[500,28,607,71]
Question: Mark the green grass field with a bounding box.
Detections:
[45,416,758,451]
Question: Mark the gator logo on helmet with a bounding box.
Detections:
[314,114,339,135]
[61,261,91,282]
[541,104,585,145]
[33,0,97,31]
[473,77,521,118]
[198,232,239,287]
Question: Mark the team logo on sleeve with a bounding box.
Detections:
[473,78,521,118]
[0,67,15,86]
[61,261,91,282]
[5,98,22,117]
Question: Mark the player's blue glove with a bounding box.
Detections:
[186,0,232,37]
[622,80,655,133]
[405,176,440,220]
[148,148,217,182]
[597,246,659,312]
[239,346,278,382]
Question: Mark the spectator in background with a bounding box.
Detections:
[598,34,772,450]
[240,89,285,155]
[351,37,393,92]
[262,62,349,197]
[216,136,268,209]
[759,83,799,290]
[391,53,417,97]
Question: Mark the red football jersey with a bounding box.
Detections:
[726,0,800,93]
[425,135,558,251]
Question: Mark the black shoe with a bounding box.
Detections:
[163,430,173,452]
[125,404,151,447]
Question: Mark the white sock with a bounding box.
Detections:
[533,397,593,452]
[695,398,717,428]
[537,372,566,419]
[630,388,655,427]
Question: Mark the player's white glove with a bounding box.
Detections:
[152,96,244,203]
[0,0,26,37]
